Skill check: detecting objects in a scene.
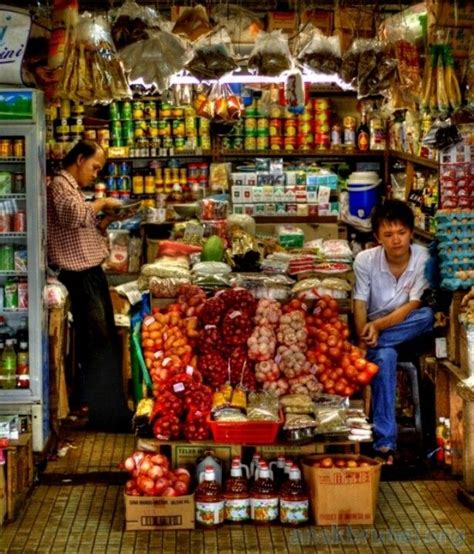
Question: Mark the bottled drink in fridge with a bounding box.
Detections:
[0,316,13,357]
[17,338,29,389]
[1,339,16,389]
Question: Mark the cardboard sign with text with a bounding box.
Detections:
[124,492,195,531]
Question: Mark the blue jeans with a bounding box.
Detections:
[367,307,434,451]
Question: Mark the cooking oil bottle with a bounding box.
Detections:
[195,465,224,529]
[223,459,250,522]
[250,461,278,525]
[279,464,309,526]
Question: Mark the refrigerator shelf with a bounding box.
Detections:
[0,271,28,276]
[0,194,26,200]
[0,233,27,238]
[0,158,25,163]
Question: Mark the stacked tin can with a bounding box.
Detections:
[102,161,132,200]
[313,99,331,151]
[108,100,211,155]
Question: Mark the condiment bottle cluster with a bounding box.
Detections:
[195,454,309,528]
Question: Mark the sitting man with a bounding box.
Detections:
[353,199,434,465]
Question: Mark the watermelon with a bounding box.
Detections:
[201,236,225,262]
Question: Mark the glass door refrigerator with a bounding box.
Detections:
[0,88,49,452]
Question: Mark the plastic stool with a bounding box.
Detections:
[397,362,423,444]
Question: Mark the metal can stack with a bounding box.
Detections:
[313,98,331,151]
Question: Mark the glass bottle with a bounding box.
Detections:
[224,460,250,523]
[250,462,279,525]
[0,316,13,358]
[16,339,29,389]
[279,465,309,526]
[1,339,17,389]
[195,465,225,529]
[435,417,446,463]
[356,111,370,152]
[444,420,452,465]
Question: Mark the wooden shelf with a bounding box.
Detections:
[254,216,338,224]
[389,150,439,170]
[220,150,386,159]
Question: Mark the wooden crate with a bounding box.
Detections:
[5,433,34,522]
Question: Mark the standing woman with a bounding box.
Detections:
[47,140,131,431]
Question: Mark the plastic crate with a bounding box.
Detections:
[207,415,282,445]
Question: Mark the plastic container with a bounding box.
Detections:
[207,413,282,445]
[279,465,309,526]
[223,459,250,522]
[250,462,278,525]
[348,183,380,219]
[195,465,225,529]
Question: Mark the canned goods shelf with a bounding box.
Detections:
[220,149,386,158]
[107,151,213,160]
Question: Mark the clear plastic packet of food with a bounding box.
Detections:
[120,30,191,93]
[148,276,191,298]
[313,392,349,409]
[104,230,130,272]
[59,12,131,103]
[186,27,237,81]
[172,4,212,42]
[291,278,321,295]
[247,391,280,421]
[314,407,348,434]
[322,239,353,261]
[110,0,160,50]
[248,30,293,77]
[198,198,229,220]
[297,29,341,75]
[284,413,317,429]
[280,393,314,411]
[192,261,232,275]
[209,162,231,193]
[192,273,231,289]
[357,39,398,99]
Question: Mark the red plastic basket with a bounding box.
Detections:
[207,414,282,445]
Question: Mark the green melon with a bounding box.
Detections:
[201,236,225,262]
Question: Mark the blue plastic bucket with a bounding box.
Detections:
[348,183,380,219]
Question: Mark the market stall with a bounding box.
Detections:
[0,0,473,527]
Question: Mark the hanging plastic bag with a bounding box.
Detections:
[110,0,160,50]
[357,39,398,98]
[297,29,341,75]
[248,30,293,77]
[120,30,190,92]
[197,82,243,122]
[59,12,131,103]
[172,4,212,42]
[186,27,238,81]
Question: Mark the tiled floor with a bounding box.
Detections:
[1,430,474,553]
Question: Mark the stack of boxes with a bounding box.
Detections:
[231,158,339,217]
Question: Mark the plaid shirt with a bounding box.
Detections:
[47,170,109,271]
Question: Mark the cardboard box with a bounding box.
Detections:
[267,11,297,34]
[428,0,474,27]
[124,492,195,531]
[301,9,333,35]
[0,464,6,526]
[334,6,375,32]
[460,324,474,377]
[302,454,381,525]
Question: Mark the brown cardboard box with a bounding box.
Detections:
[124,492,195,531]
[267,12,297,34]
[301,9,333,36]
[302,454,381,525]
[428,0,474,27]
[334,7,375,32]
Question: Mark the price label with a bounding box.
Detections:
[153,350,164,359]
[229,311,242,319]
[186,366,194,376]
[162,357,171,367]
[173,382,185,393]
[143,316,155,327]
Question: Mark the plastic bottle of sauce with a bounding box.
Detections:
[279,465,309,526]
[224,459,250,523]
[250,462,279,525]
[195,465,225,529]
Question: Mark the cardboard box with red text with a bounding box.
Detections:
[302,455,381,525]
[124,492,195,531]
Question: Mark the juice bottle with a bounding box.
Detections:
[1,339,16,389]
[223,459,250,522]
[250,462,279,525]
[279,465,309,526]
[16,339,29,389]
[195,465,225,529]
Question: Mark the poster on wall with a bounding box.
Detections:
[0,5,32,85]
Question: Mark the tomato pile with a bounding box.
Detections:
[311,456,376,469]
[124,451,191,497]
[306,295,378,396]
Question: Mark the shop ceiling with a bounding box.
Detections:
[8,1,411,16]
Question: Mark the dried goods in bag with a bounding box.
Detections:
[211,4,262,44]
[248,30,293,77]
[59,12,131,103]
[172,4,212,42]
[120,30,191,92]
[110,0,160,50]
[297,29,341,75]
[186,28,238,81]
